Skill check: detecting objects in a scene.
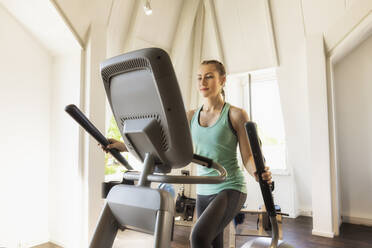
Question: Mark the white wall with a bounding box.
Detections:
[334,34,372,223]
[300,0,372,236]
[260,0,371,222]
[214,0,277,73]
[301,0,346,35]
[306,34,334,237]
[0,4,51,247]
[265,0,367,221]
[83,19,108,244]
[268,0,311,217]
[49,53,82,247]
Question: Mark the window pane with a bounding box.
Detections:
[104,116,128,181]
[251,80,286,170]
[127,153,144,171]
[104,115,144,182]
[225,74,247,109]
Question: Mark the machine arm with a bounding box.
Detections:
[244,122,276,217]
[65,104,133,170]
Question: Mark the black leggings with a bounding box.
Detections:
[190,189,247,248]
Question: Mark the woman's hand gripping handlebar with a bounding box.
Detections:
[64,104,133,170]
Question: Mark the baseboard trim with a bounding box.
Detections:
[342,215,372,226]
[312,229,334,238]
[31,242,63,248]
[298,210,312,217]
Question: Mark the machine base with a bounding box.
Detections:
[241,237,294,248]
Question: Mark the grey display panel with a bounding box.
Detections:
[101,48,193,173]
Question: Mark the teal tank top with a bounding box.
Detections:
[191,102,247,195]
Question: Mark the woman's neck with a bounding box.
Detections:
[202,95,224,112]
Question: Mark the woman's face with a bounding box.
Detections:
[197,64,225,98]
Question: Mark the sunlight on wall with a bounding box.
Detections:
[0,2,82,247]
[0,4,51,246]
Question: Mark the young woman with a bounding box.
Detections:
[185,60,271,248]
[103,60,272,248]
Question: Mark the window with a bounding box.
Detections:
[226,68,287,171]
[104,116,142,182]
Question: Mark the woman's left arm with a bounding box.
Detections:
[230,107,272,183]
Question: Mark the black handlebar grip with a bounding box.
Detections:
[65,104,133,170]
[245,122,276,217]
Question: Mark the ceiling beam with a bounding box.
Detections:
[170,0,201,63]
[122,0,142,52]
[204,0,226,68]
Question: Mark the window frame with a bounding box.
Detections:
[226,68,289,175]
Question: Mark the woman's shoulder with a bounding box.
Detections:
[227,104,250,125]
[186,109,197,123]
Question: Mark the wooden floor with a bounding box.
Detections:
[171,216,372,248]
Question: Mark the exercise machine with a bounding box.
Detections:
[66,47,294,247]
[66,47,227,247]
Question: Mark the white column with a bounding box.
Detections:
[306,34,334,237]
[190,2,205,109]
[81,19,107,245]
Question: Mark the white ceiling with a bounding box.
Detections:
[107,0,279,74]
[0,0,81,56]
[0,0,359,68]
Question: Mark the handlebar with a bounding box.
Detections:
[65,104,226,184]
[65,104,133,170]
[123,155,226,184]
[244,122,276,217]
